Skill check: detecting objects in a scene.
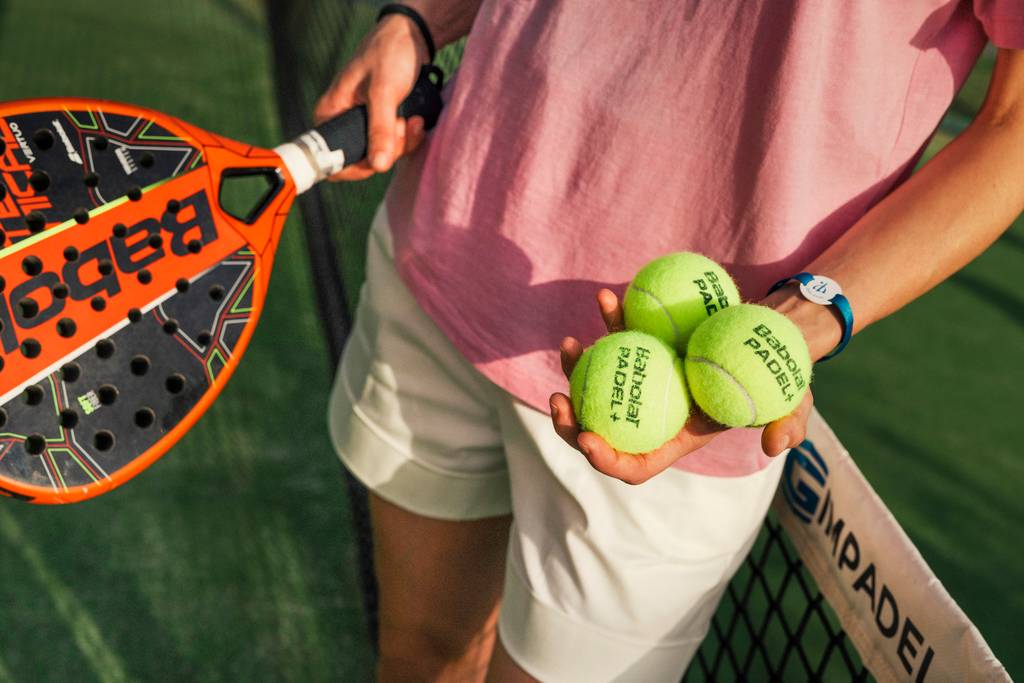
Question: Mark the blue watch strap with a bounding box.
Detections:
[768,273,853,361]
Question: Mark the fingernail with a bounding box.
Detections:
[371,152,389,170]
[550,400,558,417]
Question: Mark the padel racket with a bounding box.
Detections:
[0,65,444,504]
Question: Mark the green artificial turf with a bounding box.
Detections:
[0,1,373,680]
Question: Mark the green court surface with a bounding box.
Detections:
[0,1,373,680]
[0,3,1021,682]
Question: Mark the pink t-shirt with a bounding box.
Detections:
[385,0,1024,476]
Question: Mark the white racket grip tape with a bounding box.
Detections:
[274,130,345,195]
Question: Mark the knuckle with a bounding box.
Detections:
[367,80,400,103]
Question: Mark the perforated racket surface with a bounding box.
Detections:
[0,67,443,503]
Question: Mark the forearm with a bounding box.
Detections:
[766,56,1024,360]
[402,0,485,47]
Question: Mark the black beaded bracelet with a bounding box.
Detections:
[377,4,437,64]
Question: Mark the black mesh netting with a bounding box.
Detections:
[264,3,867,679]
[265,0,464,648]
[684,516,868,681]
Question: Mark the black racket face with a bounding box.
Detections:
[0,249,258,499]
[0,108,201,245]
[0,98,292,503]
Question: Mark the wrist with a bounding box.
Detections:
[397,0,480,47]
[760,284,844,362]
[377,5,435,64]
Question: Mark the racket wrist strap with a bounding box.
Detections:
[378,4,437,63]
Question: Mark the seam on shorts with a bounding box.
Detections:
[337,361,508,482]
[505,555,705,650]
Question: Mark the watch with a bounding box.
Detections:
[768,273,853,361]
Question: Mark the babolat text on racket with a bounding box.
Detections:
[0,65,444,503]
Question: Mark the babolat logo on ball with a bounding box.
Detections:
[693,270,732,315]
[0,189,217,354]
[609,343,651,428]
[743,323,806,402]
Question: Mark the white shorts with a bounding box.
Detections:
[328,204,786,682]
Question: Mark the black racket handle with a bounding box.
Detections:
[275,64,444,193]
[313,64,445,168]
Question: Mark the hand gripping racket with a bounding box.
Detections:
[0,65,444,504]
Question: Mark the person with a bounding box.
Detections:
[317,2,1024,680]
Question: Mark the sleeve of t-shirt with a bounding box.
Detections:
[973,0,1024,48]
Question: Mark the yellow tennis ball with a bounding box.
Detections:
[684,304,812,427]
[569,331,689,453]
[623,252,741,355]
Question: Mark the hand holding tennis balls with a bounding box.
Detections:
[550,257,817,486]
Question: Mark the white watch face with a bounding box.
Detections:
[800,275,842,305]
